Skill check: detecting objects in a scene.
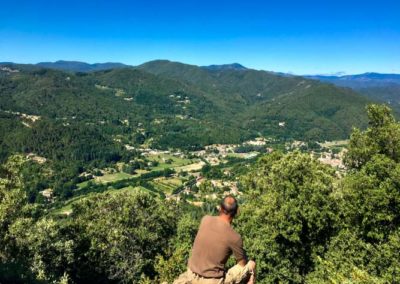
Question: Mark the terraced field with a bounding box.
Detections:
[147,153,198,171]
[149,177,183,195]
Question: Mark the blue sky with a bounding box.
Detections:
[1,0,399,74]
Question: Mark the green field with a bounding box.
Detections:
[77,180,91,189]
[147,153,198,171]
[319,140,349,148]
[95,172,136,183]
[149,177,183,195]
[52,185,149,215]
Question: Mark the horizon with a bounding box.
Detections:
[3,59,400,77]
[1,0,399,75]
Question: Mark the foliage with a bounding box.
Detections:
[155,213,199,283]
[0,155,40,282]
[0,88,399,283]
[238,151,338,283]
[68,191,178,283]
[345,104,400,169]
[306,104,400,283]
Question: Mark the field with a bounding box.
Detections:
[319,140,349,148]
[147,153,199,171]
[149,177,183,195]
[52,185,149,215]
[226,152,259,159]
[94,172,136,183]
[175,161,206,172]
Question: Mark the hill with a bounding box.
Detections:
[36,60,130,72]
[306,72,400,88]
[139,60,371,140]
[201,63,248,71]
[0,60,372,165]
[307,72,400,111]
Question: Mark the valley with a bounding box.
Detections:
[1,60,397,284]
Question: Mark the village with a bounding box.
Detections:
[31,135,349,214]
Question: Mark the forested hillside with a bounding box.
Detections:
[1,104,399,283]
[1,61,371,160]
[308,73,400,113]
[139,60,371,140]
[1,61,391,283]
[0,61,374,204]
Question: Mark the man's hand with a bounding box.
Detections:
[237,260,256,283]
[237,259,247,267]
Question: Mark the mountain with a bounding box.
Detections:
[202,63,247,71]
[306,73,400,110]
[138,60,371,140]
[36,60,130,72]
[0,60,373,165]
[306,72,400,88]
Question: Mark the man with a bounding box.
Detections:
[174,196,256,284]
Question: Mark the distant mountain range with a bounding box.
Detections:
[35,60,130,72]
[201,63,248,71]
[0,60,249,73]
[305,73,400,111]
[2,60,399,85]
[3,59,399,146]
[0,59,373,150]
[3,61,399,110]
[305,73,400,88]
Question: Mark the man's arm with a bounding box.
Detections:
[231,235,248,266]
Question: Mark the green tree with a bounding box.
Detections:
[345,104,400,169]
[69,191,178,283]
[309,104,400,283]
[342,104,400,242]
[238,151,338,283]
[0,155,40,282]
[155,213,199,283]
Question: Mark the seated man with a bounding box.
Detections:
[174,196,256,284]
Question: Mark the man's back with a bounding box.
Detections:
[188,215,246,278]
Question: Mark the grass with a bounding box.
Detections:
[51,185,150,215]
[95,172,135,183]
[147,153,198,171]
[106,185,148,195]
[76,155,199,190]
[77,180,90,189]
[175,161,205,172]
[150,177,183,195]
[320,140,349,148]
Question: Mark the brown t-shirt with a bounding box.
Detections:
[188,215,247,278]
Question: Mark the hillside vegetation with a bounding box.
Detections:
[1,61,370,158]
[0,61,374,203]
[0,104,399,283]
[139,60,370,140]
[308,72,400,112]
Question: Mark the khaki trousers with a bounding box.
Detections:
[173,263,253,284]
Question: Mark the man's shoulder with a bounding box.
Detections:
[229,227,242,242]
[201,215,213,220]
[200,215,214,223]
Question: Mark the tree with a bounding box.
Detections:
[345,104,400,169]
[309,104,400,283]
[155,213,199,283]
[238,151,338,283]
[342,104,400,242]
[0,155,39,282]
[69,191,178,283]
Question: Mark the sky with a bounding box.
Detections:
[0,0,399,75]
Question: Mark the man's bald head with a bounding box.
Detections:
[220,196,239,218]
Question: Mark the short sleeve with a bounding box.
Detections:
[231,235,247,262]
